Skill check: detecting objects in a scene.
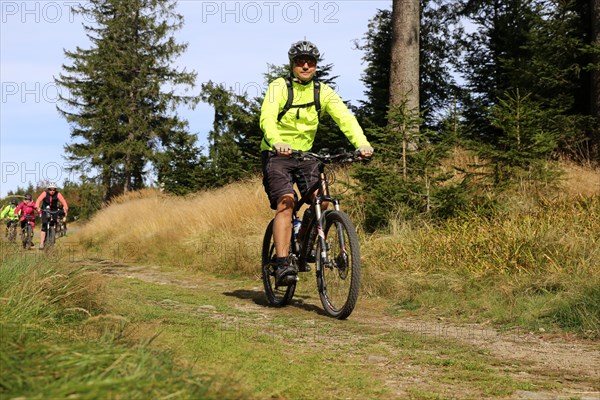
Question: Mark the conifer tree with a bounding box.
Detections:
[200,81,260,186]
[483,89,560,185]
[56,0,200,201]
[457,0,596,158]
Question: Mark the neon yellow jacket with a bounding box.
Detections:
[0,204,18,220]
[260,78,370,151]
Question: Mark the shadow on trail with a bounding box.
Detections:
[223,289,327,317]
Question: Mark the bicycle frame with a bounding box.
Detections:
[293,152,357,269]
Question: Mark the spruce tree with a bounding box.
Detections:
[456,0,596,159]
[484,89,560,185]
[56,0,200,201]
[200,81,260,186]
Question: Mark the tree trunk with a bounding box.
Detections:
[591,0,600,160]
[390,0,420,153]
[389,0,420,113]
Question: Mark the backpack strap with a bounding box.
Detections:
[276,77,321,122]
[313,80,321,117]
[277,77,294,122]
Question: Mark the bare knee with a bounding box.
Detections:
[276,194,295,216]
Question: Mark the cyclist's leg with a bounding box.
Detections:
[262,152,298,259]
[274,194,294,258]
[20,220,26,237]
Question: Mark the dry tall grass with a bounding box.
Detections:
[77,177,274,275]
[77,163,599,279]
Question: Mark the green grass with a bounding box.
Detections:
[0,248,233,400]
[1,240,591,399]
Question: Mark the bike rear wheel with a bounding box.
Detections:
[316,211,361,319]
[262,219,296,306]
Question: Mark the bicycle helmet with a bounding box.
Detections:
[288,40,320,63]
[24,193,32,200]
[48,182,58,190]
[10,198,18,205]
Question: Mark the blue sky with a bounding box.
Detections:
[1,0,390,197]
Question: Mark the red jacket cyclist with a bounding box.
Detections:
[14,193,38,247]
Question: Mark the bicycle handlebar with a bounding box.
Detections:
[273,149,371,164]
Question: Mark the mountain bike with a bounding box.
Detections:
[42,207,60,249]
[57,217,67,237]
[6,220,18,243]
[262,150,368,319]
[20,215,35,249]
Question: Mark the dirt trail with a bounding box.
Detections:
[99,262,600,400]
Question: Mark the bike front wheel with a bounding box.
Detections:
[7,223,17,243]
[315,211,361,319]
[46,226,56,248]
[262,219,296,307]
[22,224,32,249]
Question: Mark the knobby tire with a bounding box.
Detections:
[315,211,361,319]
[7,223,17,243]
[46,226,56,248]
[22,224,32,249]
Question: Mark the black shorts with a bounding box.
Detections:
[261,151,320,210]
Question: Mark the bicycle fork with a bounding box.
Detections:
[314,198,349,273]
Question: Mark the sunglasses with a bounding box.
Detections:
[294,58,317,68]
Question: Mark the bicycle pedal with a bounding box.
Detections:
[298,263,311,272]
[277,274,298,286]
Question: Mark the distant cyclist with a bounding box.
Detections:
[35,182,69,250]
[14,194,38,247]
[1,198,19,238]
[259,40,373,285]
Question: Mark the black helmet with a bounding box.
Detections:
[10,198,18,205]
[288,40,320,62]
[24,193,32,200]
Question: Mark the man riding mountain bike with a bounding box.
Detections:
[1,198,19,238]
[36,182,69,250]
[259,39,373,286]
